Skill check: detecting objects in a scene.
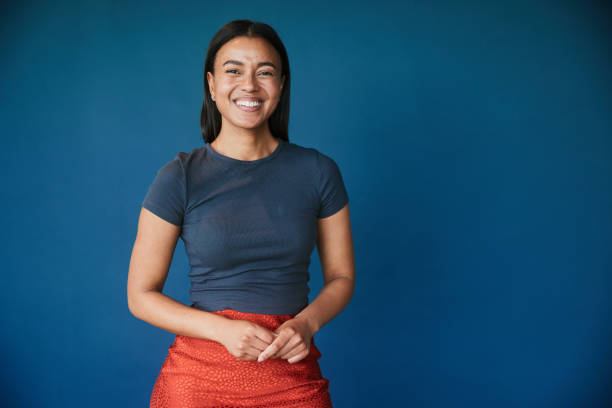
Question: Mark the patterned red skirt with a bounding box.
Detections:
[150,308,333,407]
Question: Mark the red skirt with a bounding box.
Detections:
[150,308,333,407]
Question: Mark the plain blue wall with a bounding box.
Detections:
[1,1,611,407]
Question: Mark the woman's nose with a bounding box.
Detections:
[241,72,258,90]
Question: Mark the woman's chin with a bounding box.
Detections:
[231,120,269,131]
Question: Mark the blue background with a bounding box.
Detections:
[2,1,611,407]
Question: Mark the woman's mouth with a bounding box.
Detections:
[234,98,263,112]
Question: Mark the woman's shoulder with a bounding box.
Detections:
[157,145,206,175]
[179,145,207,163]
[283,139,328,161]
[283,139,341,170]
[145,146,206,189]
[278,140,321,174]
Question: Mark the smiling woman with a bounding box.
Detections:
[127,19,355,408]
[206,35,286,152]
[200,20,292,148]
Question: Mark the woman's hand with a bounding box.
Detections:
[257,316,314,364]
[217,319,278,361]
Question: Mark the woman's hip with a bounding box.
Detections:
[150,308,332,407]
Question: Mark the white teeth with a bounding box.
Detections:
[235,100,261,107]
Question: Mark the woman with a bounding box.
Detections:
[128,19,355,407]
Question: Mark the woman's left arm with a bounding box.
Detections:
[257,204,354,363]
[296,203,355,334]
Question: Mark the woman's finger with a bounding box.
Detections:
[258,330,292,361]
[249,334,276,352]
[253,325,278,344]
[243,344,269,360]
[274,335,302,359]
[232,339,271,361]
[280,341,306,359]
[287,349,310,364]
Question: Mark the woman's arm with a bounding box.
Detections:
[295,203,355,334]
[257,203,355,362]
[127,207,230,342]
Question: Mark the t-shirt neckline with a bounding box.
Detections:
[205,138,284,164]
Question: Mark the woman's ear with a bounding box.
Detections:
[206,71,215,97]
[280,75,285,92]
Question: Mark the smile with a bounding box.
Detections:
[234,99,262,112]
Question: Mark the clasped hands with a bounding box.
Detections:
[257,316,313,364]
[221,314,315,364]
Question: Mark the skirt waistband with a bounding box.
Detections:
[201,306,297,331]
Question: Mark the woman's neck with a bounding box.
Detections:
[211,125,278,162]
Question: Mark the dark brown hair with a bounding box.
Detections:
[200,20,291,143]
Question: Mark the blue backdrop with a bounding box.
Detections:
[2,1,611,407]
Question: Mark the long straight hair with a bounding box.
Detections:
[200,20,291,144]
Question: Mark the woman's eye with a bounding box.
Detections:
[224,69,273,76]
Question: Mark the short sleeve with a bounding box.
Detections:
[316,151,349,218]
[142,156,186,226]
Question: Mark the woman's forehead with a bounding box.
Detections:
[216,37,280,67]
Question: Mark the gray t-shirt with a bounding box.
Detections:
[142,138,349,315]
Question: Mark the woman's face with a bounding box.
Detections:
[207,36,285,134]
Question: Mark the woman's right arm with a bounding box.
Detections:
[127,207,276,361]
[127,207,230,342]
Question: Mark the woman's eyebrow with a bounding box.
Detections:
[222,59,277,69]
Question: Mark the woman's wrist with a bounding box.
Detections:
[293,310,320,336]
[202,312,233,343]
[294,277,354,336]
